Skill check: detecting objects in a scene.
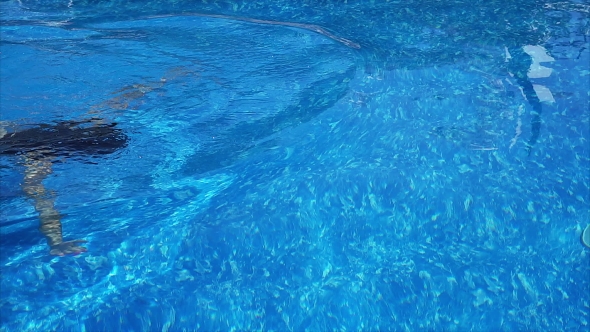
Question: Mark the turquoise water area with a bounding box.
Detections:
[1,0,589,330]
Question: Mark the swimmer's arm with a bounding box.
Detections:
[22,155,87,256]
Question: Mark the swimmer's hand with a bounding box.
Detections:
[49,239,88,256]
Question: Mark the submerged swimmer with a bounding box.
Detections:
[0,118,128,256]
[0,70,190,256]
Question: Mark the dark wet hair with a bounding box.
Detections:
[0,119,128,160]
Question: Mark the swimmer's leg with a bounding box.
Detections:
[22,153,87,256]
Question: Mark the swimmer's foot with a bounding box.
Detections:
[49,239,88,256]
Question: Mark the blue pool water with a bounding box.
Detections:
[1,0,589,330]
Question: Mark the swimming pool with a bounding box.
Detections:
[1,0,589,330]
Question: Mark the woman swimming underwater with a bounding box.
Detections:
[0,71,190,256]
[0,118,128,256]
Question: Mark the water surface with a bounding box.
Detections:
[1,0,589,331]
